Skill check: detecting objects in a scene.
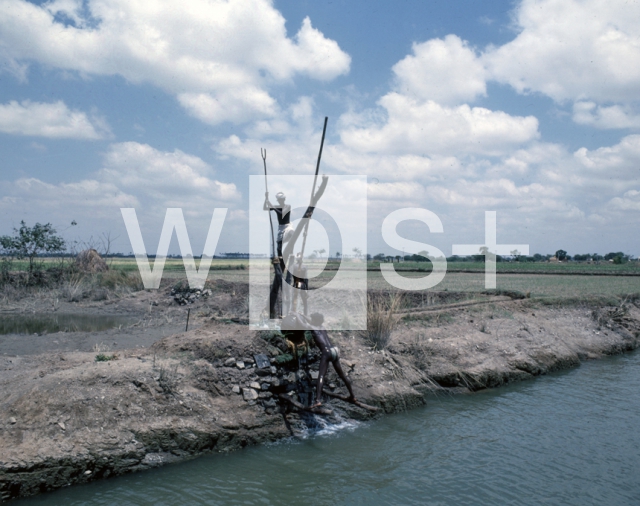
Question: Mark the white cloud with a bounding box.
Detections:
[367,181,426,201]
[216,97,324,174]
[485,0,640,103]
[100,142,240,205]
[0,100,109,139]
[0,142,241,251]
[393,35,486,105]
[573,102,640,130]
[424,178,562,210]
[178,89,277,125]
[608,189,640,211]
[1,142,241,213]
[1,177,137,211]
[339,93,539,157]
[0,0,350,124]
[573,134,640,178]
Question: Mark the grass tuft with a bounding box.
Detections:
[95,353,118,362]
[360,292,404,350]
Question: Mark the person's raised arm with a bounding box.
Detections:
[263,191,272,211]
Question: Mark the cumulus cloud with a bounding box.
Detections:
[609,190,640,211]
[0,142,241,251]
[216,96,325,173]
[0,100,110,139]
[367,181,426,201]
[424,178,563,211]
[0,177,137,212]
[1,142,241,214]
[393,35,486,105]
[484,0,640,103]
[339,93,539,157]
[573,102,640,130]
[0,0,350,124]
[573,134,640,175]
[99,142,240,206]
[178,89,277,125]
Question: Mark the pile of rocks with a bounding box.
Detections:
[170,288,212,305]
[222,353,331,414]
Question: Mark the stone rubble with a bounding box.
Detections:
[170,288,212,306]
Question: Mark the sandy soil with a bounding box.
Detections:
[1,285,639,502]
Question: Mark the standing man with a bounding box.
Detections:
[283,254,296,315]
[291,252,309,316]
[264,191,293,259]
[264,175,328,320]
[264,191,292,318]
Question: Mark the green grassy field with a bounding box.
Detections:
[8,257,639,274]
[5,256,639,299]
[4,257,248,273]
[366,260,640,274]
[364,271,640,299]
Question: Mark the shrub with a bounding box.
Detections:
[95,353,118,362]
[97,270,143,291]
[156,362,179,394]
[360,292,403,350]
[0,221,65,277]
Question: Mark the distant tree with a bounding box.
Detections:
[352,247,362,259]
[510,249,521,262]
[336,251,341,258]
[318,248,326,258]
[475,246,496,263]
[605,252,628,264]
[373,253,386,261]
[366,253,372,261]
[0,221,65,276]
[555,249,568,261]
[415,250,430,262]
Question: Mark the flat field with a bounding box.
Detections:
[5,257,640,299]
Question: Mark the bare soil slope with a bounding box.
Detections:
[1,291,639,502]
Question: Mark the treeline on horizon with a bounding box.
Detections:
[374,251,635,264]
[1,251,633,263]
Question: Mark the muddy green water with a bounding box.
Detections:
[0,314,133,335]
[17,351,640,505]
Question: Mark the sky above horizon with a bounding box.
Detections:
[1,0,639,258]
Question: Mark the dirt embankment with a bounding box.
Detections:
[1,289,640,502]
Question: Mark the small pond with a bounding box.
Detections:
[0,314,134,335]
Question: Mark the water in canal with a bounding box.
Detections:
[17,350,640,505]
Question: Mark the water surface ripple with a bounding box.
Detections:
[17,351,640,505]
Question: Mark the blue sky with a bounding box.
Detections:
[1,0,639,257]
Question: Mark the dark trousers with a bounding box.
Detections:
[268,261,283,319]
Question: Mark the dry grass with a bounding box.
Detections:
[360,292,404,350]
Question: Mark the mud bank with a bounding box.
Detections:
[1,296,639,502]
